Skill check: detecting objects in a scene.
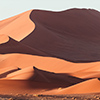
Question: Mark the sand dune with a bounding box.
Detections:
[69,71,100,79]
[0,53,100,73]
[0,10,35,41]
[21,8,100,62]
[69,63,100,79]
[0,53,100,94]
[1,8,100,95]
[4,66,83,85]
[52,79,100,94]
[44,78,100,94]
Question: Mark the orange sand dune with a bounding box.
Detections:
[69,63,100,79]
[47,79,100,94]
[1,8,100,95]
[69,71,100,79]
[0,53,100,94]
[43,78,100,94]
[0,53,100,73]
[0,34,9,44]
[0,10,35,41]
[3,66,83,86]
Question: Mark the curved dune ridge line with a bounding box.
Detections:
[0,53,100,74]
[72,72,100,79]
[6,67,34,80]
[0,53,100,82]
[0,10,35,41]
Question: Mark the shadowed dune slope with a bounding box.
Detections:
[20,8,100,62]
[0,80,67,94]
[0,37,48,55]
[2,66,83,87]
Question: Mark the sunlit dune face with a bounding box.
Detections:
[0,10,35,41]
[0,34,9,44]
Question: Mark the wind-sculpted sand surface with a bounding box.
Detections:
[1,8,100,99]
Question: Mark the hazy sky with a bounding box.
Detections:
[0,0,100,20]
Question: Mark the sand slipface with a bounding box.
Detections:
[1,8,100,95]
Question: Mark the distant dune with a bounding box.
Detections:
[1,8,100,95]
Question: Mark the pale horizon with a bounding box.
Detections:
[0,0,100,20]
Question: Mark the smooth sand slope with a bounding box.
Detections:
[69,71,100,79]
[0,34,9,44]
[0,53,100,73]
[0,10,35,41]
[1,8,100,95]
[43,78,100,94]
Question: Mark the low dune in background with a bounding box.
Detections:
[1,8,100,95]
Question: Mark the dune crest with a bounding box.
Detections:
[0,10,35,41]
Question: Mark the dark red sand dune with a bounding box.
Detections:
[0,37,47,56]
[1,8,100,95]
[21,8,100,62]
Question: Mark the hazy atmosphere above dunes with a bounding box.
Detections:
[1,0,100,20]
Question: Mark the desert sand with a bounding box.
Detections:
[1,8,100,99]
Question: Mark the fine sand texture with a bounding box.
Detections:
[1,8,100,97]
